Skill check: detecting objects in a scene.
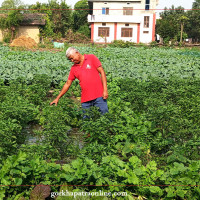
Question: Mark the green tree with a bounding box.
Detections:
[0,0,25,14]
[77,24,90,37]
[72,0,90,37]
[28,0,72,38]
[177,15,189,42]
[1,0,24,9]
[27,2,54,37]
[156,17,177,41]
[48,0,72,36]
[156,5,187,43]
[185,0,200,42]
[0,10,23,42]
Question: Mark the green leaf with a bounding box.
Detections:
[1,178,11,185]
[134,166,146,176]
[177,189,185,198]
[13,193,24,200]
[14,178,22,185]
[96,179,103,185]
[62,164,75,173]
[10,169,21,175]
[102,156,111,163]
[129,156,141,168]
[71,159,82,169]
[22,167,31,173]
[166,187,176,198]
[149,186,162,195]
[85,158,94,165]
[118,169,128,177]
[127,172,139,184]
[0,189,5,199]
[146,161,157,171]
[174,162,187,172]
[170,168,179,175]
[61,174,74,182]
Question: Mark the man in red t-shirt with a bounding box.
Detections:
[50,47,109,117]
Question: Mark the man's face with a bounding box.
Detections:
[67,51,81,64]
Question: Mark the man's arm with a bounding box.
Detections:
[50,79,73,106]
[97,66,108,99]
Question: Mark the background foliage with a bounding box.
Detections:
[0,0,200,43]
[0,0,91,41]
[156,0,200,43]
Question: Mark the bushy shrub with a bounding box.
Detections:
[64,29,91,43]
[108,40,136,48]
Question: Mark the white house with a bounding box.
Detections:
[87,0,159,43]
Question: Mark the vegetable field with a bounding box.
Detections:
[0,45,200,199]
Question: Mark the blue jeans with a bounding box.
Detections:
[81,97,108,118]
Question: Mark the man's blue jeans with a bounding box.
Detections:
[81,97,108,119]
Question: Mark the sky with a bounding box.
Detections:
[0,0,195,11]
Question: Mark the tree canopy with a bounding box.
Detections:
[185,0,200,42]
[0,0,200,43]
[0,10,23,42]
[156,5,188,43]
[28,0,72,38]
[156,0,200,43]
[1,0,24,9]
[72,0,90,37]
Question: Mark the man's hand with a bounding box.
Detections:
[103,90,108,99]
[49,80,73,106]
[50,98,59,106]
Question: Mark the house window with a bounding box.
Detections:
[102,23,106,26]
[143,31,149,34]
[121,28,133,37]
[123,7,133,15]
[98,27,110,37]
[102,7,109,15]
[125,24,129,26]
[145,0,150,10]
[144,16,149,28]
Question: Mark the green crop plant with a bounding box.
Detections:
[0,44,200,199]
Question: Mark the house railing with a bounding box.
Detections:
[87,14,141,23]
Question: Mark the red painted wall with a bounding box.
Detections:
[91,23,94,42]
[152,13,156,41]
[114,23,117,40]
[137,23,140,43]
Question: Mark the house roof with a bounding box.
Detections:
[0,13,45,26]
[20,13,46,26]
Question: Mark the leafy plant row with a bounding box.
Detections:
[0,46,200,199]
[1,150,200,199]
[0,74,200,199]
[1,46,200,85]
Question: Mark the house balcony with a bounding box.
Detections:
[88,14,141,23]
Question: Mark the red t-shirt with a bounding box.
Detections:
[68,54,103,103]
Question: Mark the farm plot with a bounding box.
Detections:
[0,46,200,199]
[1,46,200,83]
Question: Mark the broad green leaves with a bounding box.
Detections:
[1,46,200,84]
[0,45,200,199]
